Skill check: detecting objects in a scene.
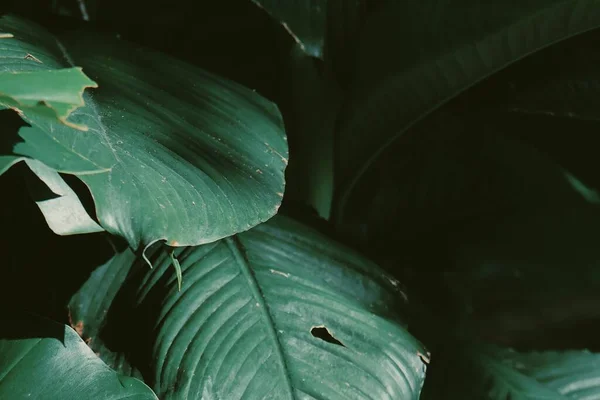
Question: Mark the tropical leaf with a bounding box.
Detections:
[0,312,157,400]
[280,44,339,218]
[0,15,288,250]
[69,216,427,400]
[422,344,600,399]
[335,0,600,217]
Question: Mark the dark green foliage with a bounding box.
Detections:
[3,0,600,399]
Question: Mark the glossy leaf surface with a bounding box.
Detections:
[0,15,288,249]
[69,216,427,399]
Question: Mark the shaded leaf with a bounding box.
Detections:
[422,345,600,399]
[252,0,363,64]
[67,248,142,378]
[280,45,340,218]
[0,312,157,400]
[69,216,427,400]
[335,0,600,215]
[0,15,288,250]
[251,0,326,58]
[333,102,600,348]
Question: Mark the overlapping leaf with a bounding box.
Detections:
[0,15,288,249]
[69,216,427,400]
[335,0,600,217]
[280,45,339,218]
[332,26,600,349]
[0,312,157,400]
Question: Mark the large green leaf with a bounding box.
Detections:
[0,312,157,400]
[0,15,287,249]
[335,0,600,216]
[422,345,600,399]
[69,216,427,399]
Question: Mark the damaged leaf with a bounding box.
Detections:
[0,68,97,130]
[0,15,287,250]
[69,216,427,399]
[336,0,600,217]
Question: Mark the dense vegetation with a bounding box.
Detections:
[2,0,600,399]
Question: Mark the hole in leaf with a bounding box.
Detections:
[310,326,345,347]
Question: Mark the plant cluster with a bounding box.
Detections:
[2,0,600,399]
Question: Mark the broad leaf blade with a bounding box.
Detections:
[280,45,339,218]
[336,0,600,214]
[0,16,288,250]
[332,30,600,348]
[69,216,427,399]
[0,313,157,400]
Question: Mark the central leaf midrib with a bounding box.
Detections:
[225,236,295,400]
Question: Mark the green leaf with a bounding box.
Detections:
[0,312,157,400]
[422,345,600,399]
[331,105,600,347]
[0,68,98,131]
[280,45,340,218]
[335,0,600,216]
[69,216,427,399]
[0,15,288,250]
[24,159,104,235]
